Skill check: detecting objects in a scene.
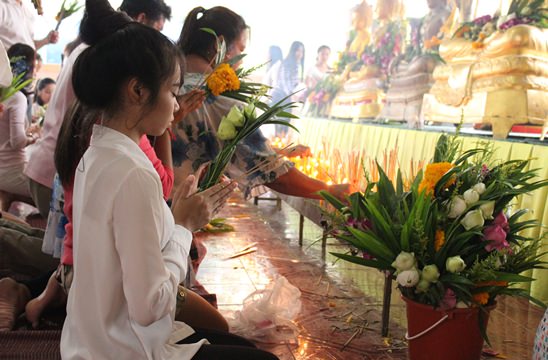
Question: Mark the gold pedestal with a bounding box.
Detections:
[329,88,384,120]
[421,25,548,139]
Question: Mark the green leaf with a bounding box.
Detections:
[330,252,393,271]
[346,227,395,262]
[493,272,535,283]
[318,190,346,211]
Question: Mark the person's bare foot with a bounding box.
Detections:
[25,272,66,328]
[0,278,31,331]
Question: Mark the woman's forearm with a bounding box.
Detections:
[266,167,328,199]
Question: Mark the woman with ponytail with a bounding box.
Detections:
[173,7,349,206]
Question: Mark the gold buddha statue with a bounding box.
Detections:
[378,0,452,126]
[330,0,406,120]
[347,1,373,59]
[422,0,548,139]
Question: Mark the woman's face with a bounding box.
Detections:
[139,66,181,137]
[318,48,330,64]
[38,83,55,105]
[225,29,248,69]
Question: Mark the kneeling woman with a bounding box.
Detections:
[58,1,276,359]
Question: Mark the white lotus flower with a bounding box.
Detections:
[479,200,495,220]
[421,264,440,283]
[460,209,485,230]
[446,256,466,273]
[397,268,420,287]
[472,182,486,195]
[463,189,480,205]
[391,252,416,272]
[447,196,467,218]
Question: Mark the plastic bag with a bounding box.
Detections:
[229,276,301,343]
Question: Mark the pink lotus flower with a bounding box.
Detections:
[483,223,509,252]
[440,288,457,310]
[493,212,509,232]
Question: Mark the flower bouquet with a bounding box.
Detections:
[319,133,547,357]
[55,0,83,31]
[305,76,342,118]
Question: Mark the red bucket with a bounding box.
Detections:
[403,296,493,360]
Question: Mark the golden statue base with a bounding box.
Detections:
[422,88,548,139]
[329,88,384,120]
[421,25,548,139]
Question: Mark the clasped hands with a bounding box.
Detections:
[171,163,237,232]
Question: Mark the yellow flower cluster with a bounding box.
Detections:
[434,229,445,252]
[419,162,454,195]
[206,63,240,96]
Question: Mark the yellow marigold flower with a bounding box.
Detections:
[473,292,489,305]
[434,229,445,251]
[419,162,454,195]
[206,63,241,96]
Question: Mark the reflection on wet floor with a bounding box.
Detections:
[197,192,544,360]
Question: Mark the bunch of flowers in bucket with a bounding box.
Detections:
[320,133,548,342]
[195,29,299,191]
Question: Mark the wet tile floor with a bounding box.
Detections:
[197,192,545,360]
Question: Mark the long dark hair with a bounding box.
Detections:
[55,0,182,186]
[283,41,305,82]
[268,45,282,70]
[177,6,247,63]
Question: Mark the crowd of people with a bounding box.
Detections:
[0,0,347,358]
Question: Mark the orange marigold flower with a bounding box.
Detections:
[419,162,454,195]
[435,229,445,251]
[206,63,241,96]
[473,292,489,305]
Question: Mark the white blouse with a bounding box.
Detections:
[61,125,206,359]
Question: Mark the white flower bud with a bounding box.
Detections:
[460,209,485,230]
[225,105,245,127]
[479,200,496,220]
[463,189,480,205]
[397,268,420,287]
[421,264,440,283]
[391,252,416,272]
[217,117,237,140]
[415,279,431,293]
[243,103,256,121]
[472,182,486,195]
[447,196,467,218]
[446,256,466,273]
